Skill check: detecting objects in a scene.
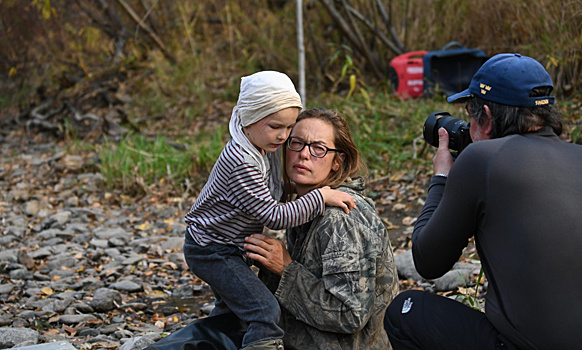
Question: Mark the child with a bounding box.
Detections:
[183,71,355,350]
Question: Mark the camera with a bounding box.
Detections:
[423,111,472,154]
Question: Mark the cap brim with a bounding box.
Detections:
[447,88,472,103]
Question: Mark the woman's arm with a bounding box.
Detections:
[246,211,383,333]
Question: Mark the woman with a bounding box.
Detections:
[244,108,399,350]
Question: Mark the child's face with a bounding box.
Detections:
[244,107,299,154]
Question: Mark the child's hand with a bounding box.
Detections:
[318,186,356,214]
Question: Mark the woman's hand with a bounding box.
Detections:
[433,128,454,176]
[244,234,292,275]
[318,187,356,214]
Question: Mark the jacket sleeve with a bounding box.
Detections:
[412,145,487,279]
[227,162,325,229]
[274,210,383,333]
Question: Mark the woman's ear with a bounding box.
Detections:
[332,153,345,172]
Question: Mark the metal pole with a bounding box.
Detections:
[296,0,306,106]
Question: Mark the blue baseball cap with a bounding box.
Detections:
[447,53,555,107]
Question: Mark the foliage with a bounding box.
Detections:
[455,267,486,312]
[0,0,580,196]
[97,127,226,195]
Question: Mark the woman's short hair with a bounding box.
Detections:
[468,87,563,138]
[284,108,367,194]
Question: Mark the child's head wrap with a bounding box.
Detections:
[229,71,302,200]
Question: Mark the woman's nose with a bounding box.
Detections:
[299,145,311,159]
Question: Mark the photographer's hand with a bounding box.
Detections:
[433,128,454,176]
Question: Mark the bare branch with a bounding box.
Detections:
[318,0,362,52]
[375,0,406,52]
[344,3,404,55]
[340,0,383,79]
[115,0,177,64]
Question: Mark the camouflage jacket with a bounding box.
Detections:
[262,178,398,350]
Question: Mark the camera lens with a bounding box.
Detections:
[423,111,472,153]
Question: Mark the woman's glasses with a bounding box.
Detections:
[286,137,343,158]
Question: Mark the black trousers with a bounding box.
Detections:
[384,290,519,350]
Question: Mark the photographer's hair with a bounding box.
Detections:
[467,87,562,138]
[283,108,367,198]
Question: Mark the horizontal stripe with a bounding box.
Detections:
[185,140,325,247]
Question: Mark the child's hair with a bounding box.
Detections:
[283,108,367,197]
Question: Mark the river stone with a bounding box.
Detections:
[161,237,184,252]
[42,298,73,313]
[111,280,143,292]
[6,226,26,238]
[9,268,33,280]
[394,250,423,281]
[91,288,122,312]
[0,249,18,262]
[0,283,16,294]
[0,327,39,347]
[119,336,155,350]
[28,247,53,259]
[25,200,41,216]
[58,314,99,324]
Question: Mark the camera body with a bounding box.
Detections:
[423,111,472,154]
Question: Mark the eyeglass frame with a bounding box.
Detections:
[286,136,343,158]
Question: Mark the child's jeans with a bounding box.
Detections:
[184,233,284,348]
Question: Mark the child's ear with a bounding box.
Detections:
[332,153,345,172]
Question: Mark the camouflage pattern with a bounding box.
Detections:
[262,178,398,349]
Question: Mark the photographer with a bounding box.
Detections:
[384,53,582,349]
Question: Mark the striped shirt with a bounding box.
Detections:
[185,140,325,247]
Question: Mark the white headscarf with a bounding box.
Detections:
[229,71,303,200]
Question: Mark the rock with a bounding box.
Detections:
[91,288,122,312]
[42,298,73,313]
[111,280,143,293]
[394,250,423,281]
[0,317,11,326]
[58,314,99,324]
[0,283,16,295]
[0,327,39,347]
[25,200,41,216]
[0,234,17,246]
[160,237,184,252]
[201,303,215,315]
[70,301,94,313]
[119,336,155,350]
[75,277,105,291]
[28,246,53,259]
[9,268,33,280]
[40,237,63,247]
[122,254,145,266]
[119,302,147,311]
[49,211,73,227]
[109,236,129,246]
[172,284,194,298]
[90,238,110,249]
[0,249,19,263]
[18,250,36,270]
[78,328,101,337]
[434,269,473,291]
[433,261,481,292]
[6,226,26,238]
[95,227,131,241]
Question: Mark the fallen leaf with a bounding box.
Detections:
[392,203,407,211]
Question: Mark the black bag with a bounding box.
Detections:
[145,312,247,350]
[423,41,488,96]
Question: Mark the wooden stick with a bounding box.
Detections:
[116,0,176,64]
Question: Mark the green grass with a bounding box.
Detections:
[96,126,227,195]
